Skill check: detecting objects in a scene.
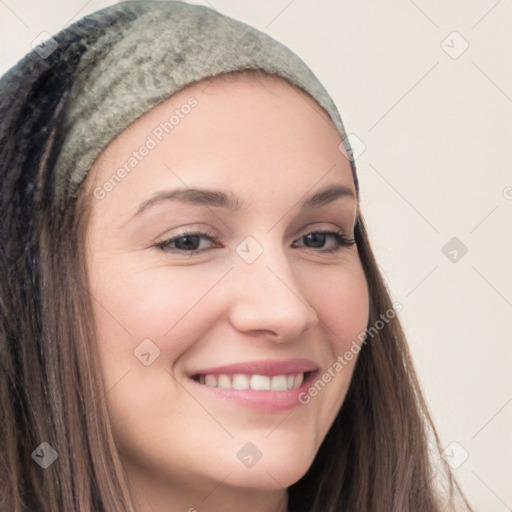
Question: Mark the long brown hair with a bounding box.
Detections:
[0,7,474,512]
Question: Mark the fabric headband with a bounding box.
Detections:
[52,0,358,201]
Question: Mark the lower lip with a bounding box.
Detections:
[188,372,317,412]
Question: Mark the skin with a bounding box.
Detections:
[84,73,370,512]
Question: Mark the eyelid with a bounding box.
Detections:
[154,223,355,256]
[153,226,218,251]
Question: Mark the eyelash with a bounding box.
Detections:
[154,228,356,256]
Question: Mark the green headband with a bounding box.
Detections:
[53,0,358,201]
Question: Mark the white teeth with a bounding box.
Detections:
[217,374,231,389]
[204,375,217,387]
[270,375,288,391]
[250,374,270,390]
[195,372,306,391]
[232,374,250,390]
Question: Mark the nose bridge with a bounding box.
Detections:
[227,234,319,340]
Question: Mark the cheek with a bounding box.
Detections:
[88,264,224,451]
[306,258,370,350]
[88,261,228,375]
[301,260,369,431]
[330,269,369,350]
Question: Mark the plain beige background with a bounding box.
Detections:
[1,1,511,510]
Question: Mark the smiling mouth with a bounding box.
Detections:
[191,372,313,391]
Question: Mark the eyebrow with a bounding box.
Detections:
[132,183,356,218]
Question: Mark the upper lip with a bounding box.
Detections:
[187,358,318,377]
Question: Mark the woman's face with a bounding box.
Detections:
[85,74,369,509]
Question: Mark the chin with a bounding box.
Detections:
[215,440,317,491]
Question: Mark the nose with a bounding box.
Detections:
[226,245,320,343]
